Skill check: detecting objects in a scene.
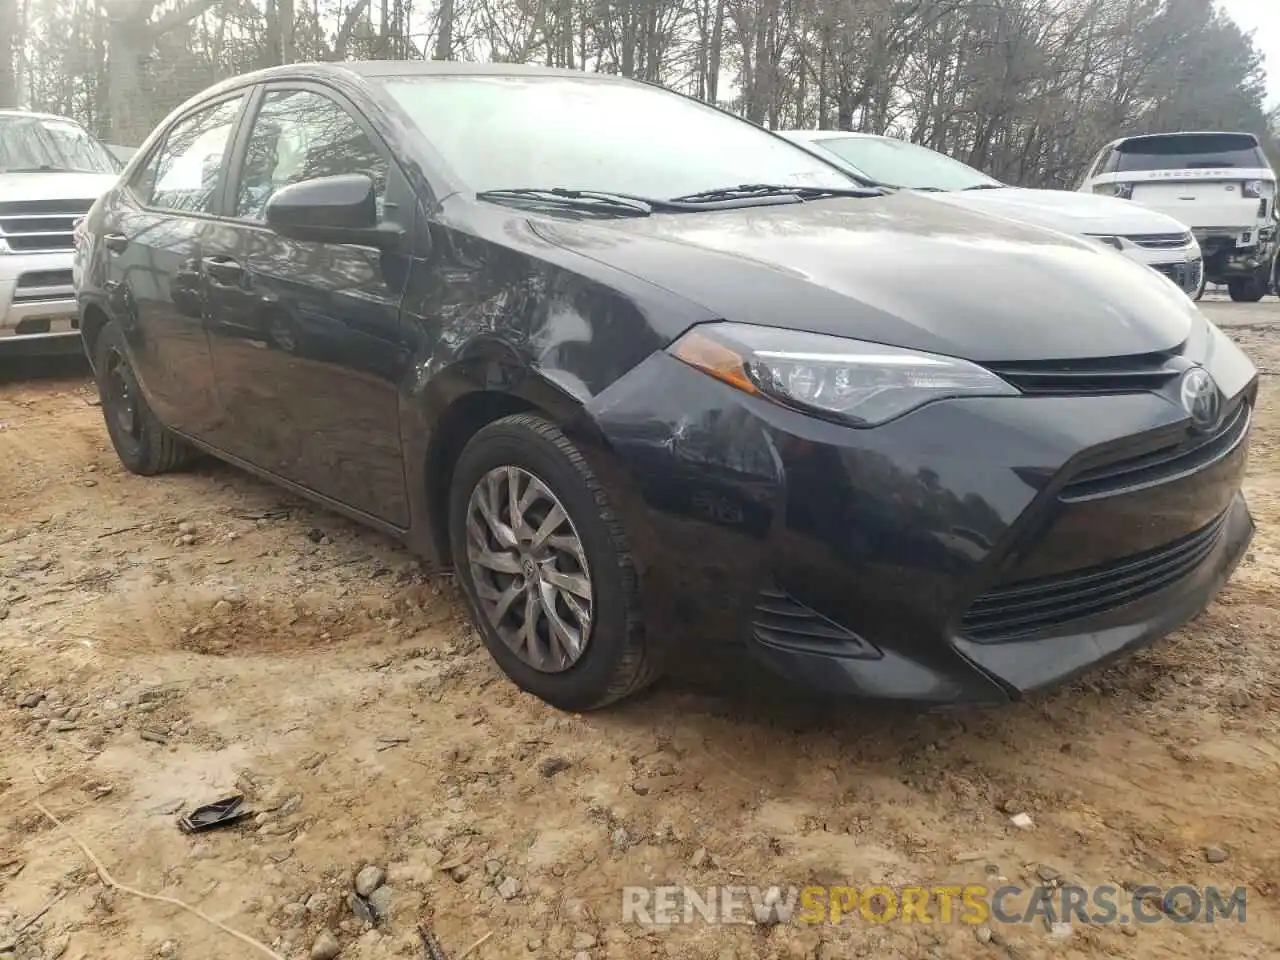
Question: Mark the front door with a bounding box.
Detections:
[201,84,414,527]
[103,94,246,434]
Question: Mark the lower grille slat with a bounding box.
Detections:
[961,510,1228,642]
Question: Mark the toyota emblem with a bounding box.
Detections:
[1179,366,1220,429]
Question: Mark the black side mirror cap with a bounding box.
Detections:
[265,173,402,249]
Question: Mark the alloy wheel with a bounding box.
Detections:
[465,465,594,672]
[104,346,141,442]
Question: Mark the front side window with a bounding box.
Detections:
[377,75,857,198]
[235,89,389,222]
[0,114,118,174]
[136,97,244,214]
[812,137,1001,191]
[1115,134,1269,172]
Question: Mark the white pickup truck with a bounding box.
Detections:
[1079,131,1278,302]
[0,110,120,355]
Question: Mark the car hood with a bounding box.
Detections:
[0,171,118,204]
[529,191,1200,363]
[928,186,1193,237]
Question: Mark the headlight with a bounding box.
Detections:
[668,322,1019,427]
[1242,180,1268,199]
[1093,182,1133,200]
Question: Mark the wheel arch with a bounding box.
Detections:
[422,390,539,564]
[80,302,113,371]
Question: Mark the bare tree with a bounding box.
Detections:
[7,0,1274,184]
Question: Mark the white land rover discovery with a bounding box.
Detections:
[0,110,119,355]
[1080,131,1278,302]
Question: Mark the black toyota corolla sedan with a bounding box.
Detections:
[75,62,1257,712]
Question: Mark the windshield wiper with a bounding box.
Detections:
[960,183,1006,191]
[476,187,692,216]
[670,183,883,204]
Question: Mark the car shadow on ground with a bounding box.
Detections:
[0,352,91,384]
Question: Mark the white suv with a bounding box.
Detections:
[1079,131,1277,302]
[1,110,120,355]
[779,130,1207,299]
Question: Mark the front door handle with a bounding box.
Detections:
[103,233,129,254]
[202,255,245,285]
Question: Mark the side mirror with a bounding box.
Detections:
[265,174,401,248]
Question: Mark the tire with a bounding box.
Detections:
[448,413,658,711]
[93,321,193,475]
[1190,267,1206,302]
[1227,272,1267,303]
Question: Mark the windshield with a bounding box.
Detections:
[0,114,118,174]
[1115,134,1269,171]
[378,75,857,198]
[808,136,1001,191]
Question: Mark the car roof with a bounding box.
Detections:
[1105,130,1262,148]
[776,129,887,142]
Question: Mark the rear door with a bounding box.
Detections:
[201,82,415,527]
[1114,134,1274,229]
[102,93,247,435]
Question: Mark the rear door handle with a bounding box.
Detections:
[103,232,129,254]
[202,255,246,285]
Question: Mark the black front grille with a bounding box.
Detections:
[1125,232,1193,249]
[0,199,93,254]
[1151,259,1204,295]
[17,269,73,289]
[961,510,1229,642]
[751,584,878,659]
[1060,401,1250,501]
[986,352,1181,396]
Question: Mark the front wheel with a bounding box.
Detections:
[93,320,193,475]
[448,413,659,711]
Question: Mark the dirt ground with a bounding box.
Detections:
[2,297,1279,960]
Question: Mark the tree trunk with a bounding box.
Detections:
[707,0,723,103]
[105,8,152,144]
[0,0,17,108]
[435,0,454,60]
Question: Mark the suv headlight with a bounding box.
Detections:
[669,322,1019,427]
[1093,182,1133,200]
[1242,180,1269,199]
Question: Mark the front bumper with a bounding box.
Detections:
[590,350,1255,706]
[0,251,81,354]
[1116,243,1203,295]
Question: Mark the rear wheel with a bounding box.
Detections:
[448,413,658,711]
[1227,269,1268,303]
[93,321,193,475]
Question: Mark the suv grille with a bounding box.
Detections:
[1150,259,1203,295]
[1125,232,1193,249]
[0,199,94,254]
[961,510,1228,642]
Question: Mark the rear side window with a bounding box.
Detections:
[133,96,244,213]
[1114,134,1267,172]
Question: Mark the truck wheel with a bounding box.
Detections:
[1227,272,1267,303]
